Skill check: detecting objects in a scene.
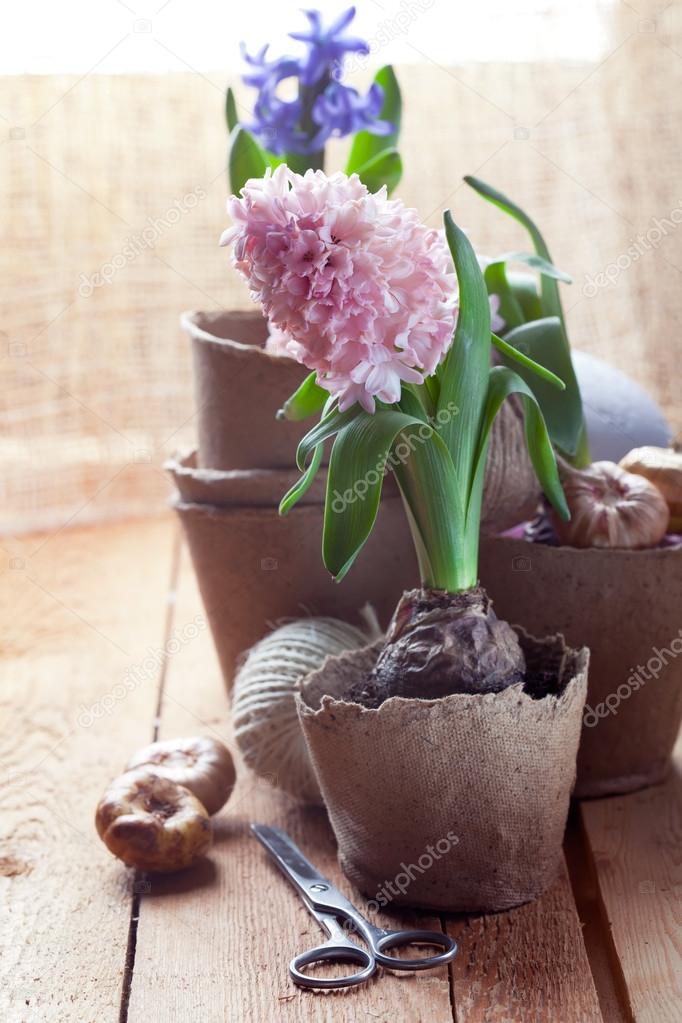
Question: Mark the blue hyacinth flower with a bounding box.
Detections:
[240,6,392,160]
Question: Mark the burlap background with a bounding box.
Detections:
[2,0,681,534]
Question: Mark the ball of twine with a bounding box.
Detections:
[483,399,540,532]
[232,614,378,805]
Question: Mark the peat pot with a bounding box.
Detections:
[167,450,417,687]
[297,631,588,913]
[479,537,682,797]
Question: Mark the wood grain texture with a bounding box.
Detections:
[446,858,603,1023]
[0,518,175,1023]
[581,739,682,1023]
[127,544,455,1023]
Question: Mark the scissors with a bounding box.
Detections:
[251,823,458,990]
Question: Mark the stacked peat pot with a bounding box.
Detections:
[169,310,546,690]
[167,310,414,687]
[480,449,682,798]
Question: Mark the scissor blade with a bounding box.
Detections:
[251,824,330,889]
[251,824,355,919]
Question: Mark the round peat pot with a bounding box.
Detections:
[297,632,588,913]
[182,309,309,470]
[172,497,416,691]
[479,537,682,797]
[165,449,327,507]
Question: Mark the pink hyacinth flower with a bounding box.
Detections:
[222,166,491,413]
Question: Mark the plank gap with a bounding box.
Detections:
[117,526,183,1023]
[118,890,142,1023]
[564,804,634,1023]
[443,913,458,1022]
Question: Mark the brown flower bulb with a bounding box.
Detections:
[126,736,236,815]
[619,446,682,532]
[551,460,669,549]
[95,769,211,873]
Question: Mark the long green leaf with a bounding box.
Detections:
[501,317,583,457]
[353,147,402,195]
[438,212,491,498]
[470,365,569,521]
[484,262,525,331]
[485,250,572,284]
[279,440,324,515]
[346,66,402,173]
[323,409,421,580]
[296,404,360,471]
[228,126,268,195]
[323,410,465,585]
[506,271,543,322]
[492,332,565,390]
[225,87,238,133]
[278,372,327,422]
[464,176,564,324]
[392,430,469,590]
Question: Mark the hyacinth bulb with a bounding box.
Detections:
[551,460,669,549]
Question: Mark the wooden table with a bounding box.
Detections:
[1,517,680,1023]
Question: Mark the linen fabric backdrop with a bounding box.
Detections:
[1,0,681,536]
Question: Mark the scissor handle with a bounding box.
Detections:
[290,940,375,990]
[289,912,376,990]
[372,929,458,972]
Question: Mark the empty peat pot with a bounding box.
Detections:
[479,537,682,797]
[183,309,309,471]
[297,630,588,913]
[166,451,417,688]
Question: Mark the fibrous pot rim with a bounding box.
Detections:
[297,628,589,722]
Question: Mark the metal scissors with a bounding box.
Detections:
[251,823,458,990]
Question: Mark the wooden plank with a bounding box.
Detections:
[127,542,455,1023]
[446,850,603,1023]
[0,518,175,1022]
[581,739,682,1023]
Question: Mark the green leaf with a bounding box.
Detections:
[392,430,469,590]
[464,176,564,324]
[323,409,420,580]
[322,410,466,586]
[501,317,583,457]
[471,365,569,521]
[278,372,327,422]
[506,271,543,322]
[438,212,491,496]
[353,147,402,195]
[228,125,267,195]
[492,332,565,390]
[225,87,238,133]
[346,66,402,174]
[484,262,525,331]
[296,404,360,472]
[279,440,324,515]
[485,251,571,284]
[285,149,325,175]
